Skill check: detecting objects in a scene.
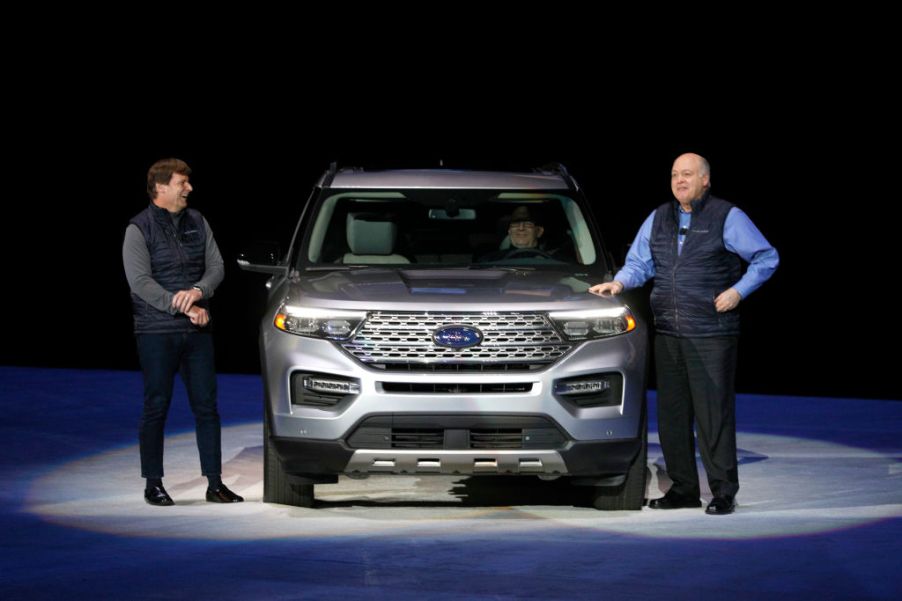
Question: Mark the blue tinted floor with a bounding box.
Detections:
[1,366,900,600]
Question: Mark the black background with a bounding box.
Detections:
[3,42,897,400]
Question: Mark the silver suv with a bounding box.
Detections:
[238,165,648,510]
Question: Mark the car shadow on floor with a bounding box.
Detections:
[315,474,637,509]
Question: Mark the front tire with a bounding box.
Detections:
[263,417,315,507]
[590,403,648,511]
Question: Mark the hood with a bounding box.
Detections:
[284,268,614,310]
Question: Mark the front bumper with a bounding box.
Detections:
[271,435,642,478]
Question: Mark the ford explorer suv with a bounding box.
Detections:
[238,164,648,510]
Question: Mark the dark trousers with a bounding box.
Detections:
[655,334,739,499]
[136,332,221,479]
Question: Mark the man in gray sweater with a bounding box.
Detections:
[123,158,243,506]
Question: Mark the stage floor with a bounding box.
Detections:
[1,367,900,600]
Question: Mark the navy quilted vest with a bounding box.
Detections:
[129,204,208,334]
[649,195,742,337]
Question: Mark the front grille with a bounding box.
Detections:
[381,382,532,394]
[341,311,572,370]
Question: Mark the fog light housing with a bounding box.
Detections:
[291,372,361,407]
[553,373,623,408]
[303,376,361,395]
[554,379,610,395]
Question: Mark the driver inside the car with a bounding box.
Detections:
[507,205,545,250]
[478,205,559,263]
[478,205,549,262]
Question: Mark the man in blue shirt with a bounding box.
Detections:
[590,153,778,515]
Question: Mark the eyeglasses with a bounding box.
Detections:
[510,221,536,230]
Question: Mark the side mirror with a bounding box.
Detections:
[237,241,285,274]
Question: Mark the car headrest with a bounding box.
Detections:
[346,213,398,255]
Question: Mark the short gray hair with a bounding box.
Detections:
[697,155,711,178]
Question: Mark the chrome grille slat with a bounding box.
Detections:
[341,311,573,365]
[381,382,533,394]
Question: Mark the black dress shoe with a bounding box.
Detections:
[144,485,174,506]
[705,496,736,515]
[648,491,702,510]
[206,484,244,503]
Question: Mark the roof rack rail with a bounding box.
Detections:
[320,162,340,188]
[321,163,367,188]
[534,162,579,192]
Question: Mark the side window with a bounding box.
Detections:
[560,200,596,265]
[306,196,338,262]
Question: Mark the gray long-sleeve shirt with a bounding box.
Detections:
[122,212,225,315]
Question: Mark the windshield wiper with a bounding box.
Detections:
[303,265,373,271]
[466,265,535,271]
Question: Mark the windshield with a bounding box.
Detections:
[298,189,607,272]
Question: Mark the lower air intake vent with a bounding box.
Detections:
[470,429,522,449]
[346,415,567,450]
[391,429,444,449]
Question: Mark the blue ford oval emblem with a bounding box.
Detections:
[433,325,483,348]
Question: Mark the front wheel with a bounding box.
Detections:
[263,417,315,507]
[590,405,648,511]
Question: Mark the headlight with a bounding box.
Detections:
[547,307,636,340]
[274,306,367,340]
